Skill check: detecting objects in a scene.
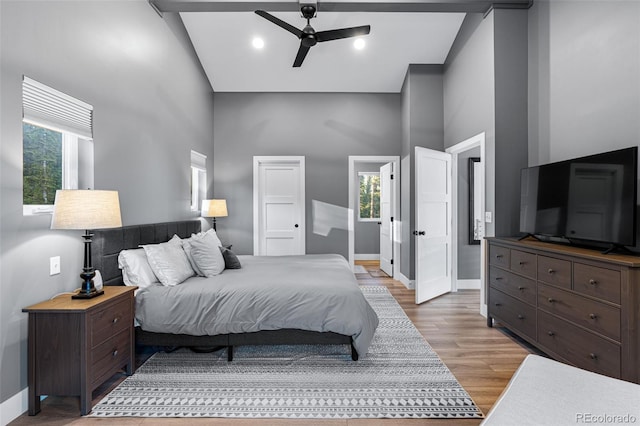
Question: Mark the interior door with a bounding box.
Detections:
[254,157,305,256]
[415,147,452,304]
[379,162,393,277]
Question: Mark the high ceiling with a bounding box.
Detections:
[151,1,531,93]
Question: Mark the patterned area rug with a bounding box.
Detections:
[90,286,483,419]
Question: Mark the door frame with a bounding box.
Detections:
[348,155,400,276]
[445,132,489,316]
[253,156,306,256]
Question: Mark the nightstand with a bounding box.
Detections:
[22,286,136,415]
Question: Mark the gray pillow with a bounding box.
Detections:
[189,232,225,277]
[142,235,195,286]
[220,246,241,269]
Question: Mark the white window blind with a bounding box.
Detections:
[22,76,93,140]
[191,150,207,171]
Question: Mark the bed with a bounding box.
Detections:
[91,220,379,361]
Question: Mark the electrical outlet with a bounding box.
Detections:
[485,212,493,223]
[50,256,60,276]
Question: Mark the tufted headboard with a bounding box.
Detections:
[92,220,201,286]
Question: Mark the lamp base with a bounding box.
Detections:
[72,289,104,299]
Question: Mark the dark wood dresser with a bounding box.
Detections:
[486,237,640,384]
[23,286,136,415]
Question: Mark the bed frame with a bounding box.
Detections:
[91,220,357,361]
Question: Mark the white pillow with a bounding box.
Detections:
[118,249,159,289]
[189,231,225,277]
[142,235,195,286]
[181,229,223,277]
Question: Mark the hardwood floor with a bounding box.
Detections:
[11,261,536,425]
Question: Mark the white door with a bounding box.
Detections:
[415,147,452,304]
[379,162,393,276]
[253,157,305,256]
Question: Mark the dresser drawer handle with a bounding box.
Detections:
[547,268,555,274]
[589,353,598,360]
[496,254,504,259]
[112,350,119,357]
[112,317,119,324]
[547,298,556,303]
[547,331,555,337]
[518,286,525,291]
[495,277,503,281]
[494,303,502,307]
[589,279,598,286]
[517,314,524,320]
[518,261,526,266]
[589,313,598,320]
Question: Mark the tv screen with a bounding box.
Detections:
[520,147,638,248]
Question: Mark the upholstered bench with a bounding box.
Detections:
[481,354,640,426]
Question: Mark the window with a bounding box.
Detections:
[190,150,207,212]
[358,172,380,221]
[22,76,93,215]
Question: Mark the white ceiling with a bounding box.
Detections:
[180,11,466,93]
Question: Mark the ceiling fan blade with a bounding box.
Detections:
[293,43,311,67]
[255,10,303,38]
[316,25,370,43]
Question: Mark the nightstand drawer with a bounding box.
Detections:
[490,289,536,340]
[538,283,620,341]
[538,311,621,379]
[90,297,132,348]
[537,255,571,289]
[574,263,621,304]
[490,245,510,268]
[510,250,536,279]
[489,266,536,305]
[91,328,131,387]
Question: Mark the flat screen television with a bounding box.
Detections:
[519,146,638,252]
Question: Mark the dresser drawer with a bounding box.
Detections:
[489,245,510,268]
[537,311,621,379]
[537,256,571,289]
[91,328,131,387]
[90,297,132,348]
[509,250,536,279]
[489,266,536,305]
[574,263,621,304]
[490,290,536,340]
[538,283,621,341]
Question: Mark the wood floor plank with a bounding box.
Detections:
[10,262,535,425]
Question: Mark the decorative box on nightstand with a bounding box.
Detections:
[22,286,136,415]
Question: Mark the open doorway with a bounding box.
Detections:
[446,132,488,315]
[348,156,400,278]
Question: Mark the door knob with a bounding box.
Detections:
[413,230,426,236]
[294,224,299,228]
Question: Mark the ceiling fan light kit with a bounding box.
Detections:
[255,4,371,67]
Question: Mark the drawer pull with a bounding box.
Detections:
[496,254,504,259]
[547,331,555,337]
[589,279,598,286]
[518,286,525,290]
[519,261,526,266]
[495,303,502,307]
[517,314,524,320]
[589,313,598,320]
[547,268,555,274]
[547,298,556,303]
[112,350,119,357]
[589,353,598,360]
[495,277,503,281]
[112,317,119,324]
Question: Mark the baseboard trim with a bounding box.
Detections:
[1,387,28,424]
[456,279,481,290]
[397,272,414,290]
[354,254,380,261]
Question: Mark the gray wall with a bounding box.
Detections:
[399,65,445,280]
[458,147,481,279]
[354,162,385,255]
[0,0,215,409]
[212,92,402,257]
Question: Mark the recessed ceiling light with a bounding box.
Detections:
[252,37,265,49]
[353,38,365,50]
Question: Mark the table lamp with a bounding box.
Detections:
[51,189,122,299]
[201,199,227,231]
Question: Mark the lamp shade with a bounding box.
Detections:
[201,199,228,218]
[51,190,122,230]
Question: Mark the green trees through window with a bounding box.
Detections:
[359,173,380,220]
[23,123,62,205]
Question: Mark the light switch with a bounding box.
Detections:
[485,212,493,223]
[50,256,60,276]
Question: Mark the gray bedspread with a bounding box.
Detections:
[134,254,379,357]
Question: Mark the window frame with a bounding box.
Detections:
[357,171,381,222]
[190,150,207,212]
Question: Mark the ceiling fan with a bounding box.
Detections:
[255,5,371,68]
